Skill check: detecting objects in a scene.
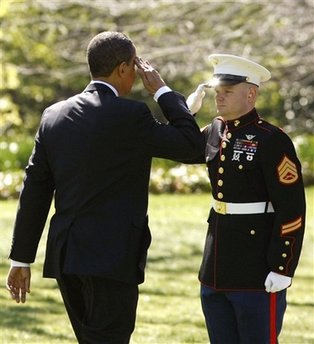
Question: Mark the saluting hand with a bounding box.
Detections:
[135,57,166,94]
[6,267,31,303]
[186,84,207,114]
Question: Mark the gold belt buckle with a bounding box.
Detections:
[215,200,226,215]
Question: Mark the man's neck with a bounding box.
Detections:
[91,79,119,96]
[221,107,255,121]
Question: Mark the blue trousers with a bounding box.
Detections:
[200,284,287,344]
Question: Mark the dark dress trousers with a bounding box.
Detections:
[9,83,203,285]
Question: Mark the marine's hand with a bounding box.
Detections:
[264,271,292,293]
[186,84,207,114]
[6,267,31,303]
[135,57,166,94]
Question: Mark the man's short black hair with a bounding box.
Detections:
[87,31,135,78]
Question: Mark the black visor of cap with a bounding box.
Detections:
[214,74,248,85]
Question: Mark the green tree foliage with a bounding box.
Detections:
[1,0,313,131]
[0,0,313,187]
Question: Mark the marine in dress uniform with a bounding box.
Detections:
[187,54,306,344]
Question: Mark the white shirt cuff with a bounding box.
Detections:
[11,260,30,267]
[153,86,172,102]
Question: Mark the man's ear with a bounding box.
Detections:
[248,85,257,101]
[117,62,127,78]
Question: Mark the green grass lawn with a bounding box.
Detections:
[1,188,313,343]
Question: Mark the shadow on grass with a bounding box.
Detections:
[0,304,71,341]
[0,270,71,342]
[148,246,203,272]
[288,301,314,307]
[139,315,205,327]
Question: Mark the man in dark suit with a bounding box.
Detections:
[6,31,203,343]
[187,54,306,343]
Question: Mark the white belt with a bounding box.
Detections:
[212,199,274,215]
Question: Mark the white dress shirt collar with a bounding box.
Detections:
[90,80,119,97]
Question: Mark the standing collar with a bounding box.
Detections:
[90,80,118,96]
[225,108,260,130]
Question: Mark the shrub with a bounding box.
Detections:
[0,136,33,171]
[0,134,312,199]
[0,170,24,200]
[149,164,211,194]
[293,134,314,185]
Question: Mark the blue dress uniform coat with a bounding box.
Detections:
[9,83,203,284]
[198,108,306,290]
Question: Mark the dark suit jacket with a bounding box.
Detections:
[9,83,203,284]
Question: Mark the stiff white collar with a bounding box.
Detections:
[90,80,118,97]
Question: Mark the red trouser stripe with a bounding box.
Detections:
[270,293,277,344]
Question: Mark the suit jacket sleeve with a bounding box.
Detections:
[9,114,55,263]
[135,91,204,160]
[260,130,306,277]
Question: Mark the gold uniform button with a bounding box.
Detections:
[221,141,227,149]
[238,165,243,170]
[250,230,256,235]
[282,253,287,258]
[234,120,240,127]
[227,132,232,139]
[279,266,284,271]
[285,241,290,246]
[218,180,223,186]
[219,167,224,174]
[217,192,223,199]
[221,155,226,161]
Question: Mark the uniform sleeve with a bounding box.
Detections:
[260,130,306,277]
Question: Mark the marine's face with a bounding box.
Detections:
[214,83,254,120]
